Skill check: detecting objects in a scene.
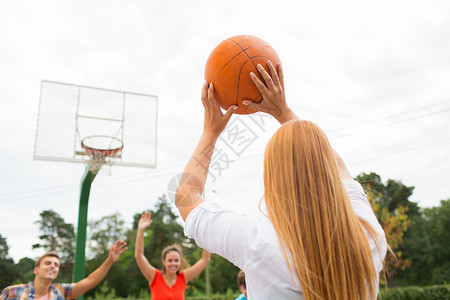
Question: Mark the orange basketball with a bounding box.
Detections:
[204,35,281,115]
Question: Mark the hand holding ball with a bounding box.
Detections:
[204,35,281,115]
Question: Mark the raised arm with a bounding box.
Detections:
[134,212,157,283]
[183,249,211,283]
[333,149,353,180]
[175,82,236,221]
[71,240,127,299]
[246,61,352,180]
[242,61,298,124]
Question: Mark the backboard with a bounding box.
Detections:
[34,80,157,169]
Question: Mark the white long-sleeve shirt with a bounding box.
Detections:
[185,179,387,299]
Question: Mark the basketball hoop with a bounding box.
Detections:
[81,135,123,174]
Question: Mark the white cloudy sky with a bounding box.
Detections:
[1,0,449,262]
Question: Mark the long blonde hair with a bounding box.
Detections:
[264,120,377,300]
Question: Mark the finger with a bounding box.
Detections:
[242,100,264,113]
[205,83,222,115]
[201,81,209,107]
[223,105,237,121]
[250,72,269,95]
[267,61,280,87]
[207,83,219,109]
[257,63,275,90]
[277,63,285,90]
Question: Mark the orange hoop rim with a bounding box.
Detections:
[81,135,124,156]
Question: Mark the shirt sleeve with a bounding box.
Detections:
[343,179,387,273]
[342,179,383,233]
[184,201,257,270]
[53,283,75,299]
[0,288,9,300]
[63,283,74,298]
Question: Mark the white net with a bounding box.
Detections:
[81,136,123,175]
[88,151,109,175]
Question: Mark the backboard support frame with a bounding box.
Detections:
[33,80,158,169]
[33,80,158,291]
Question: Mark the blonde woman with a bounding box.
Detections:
[176,61,387,300]
[134,212,210,300]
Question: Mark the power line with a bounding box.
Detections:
[328,99,450,135]
[351,135,450,166]
[0,166,181,202]
[2,99,449,202]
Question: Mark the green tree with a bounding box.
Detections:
[208,254,240,295]
[395,211,433,286]
[424,199,450,284]
[356,172,414,287]
[88,213,127,257]
[356,172,417,216]
[33,210,75,262]
[15,257,35,283]
[84,213,128,299]
[0,234,11,261]
[395,199,450,286]
[0,234,20,290]
[385,179,419,216]
[0,261,19,290]
[32,210,75,282]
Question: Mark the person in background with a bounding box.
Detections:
[235,270,247,300]
[134,211,210,300]
[0,240,127,300]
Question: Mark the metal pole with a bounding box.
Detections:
[202,191,210,298]
[73,164,98,298]
[205,263,210,298]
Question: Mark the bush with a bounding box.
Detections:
[82,285,450,300]
[380,285,450,300]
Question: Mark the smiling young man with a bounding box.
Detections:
[0,240,127,300]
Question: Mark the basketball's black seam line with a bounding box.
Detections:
[249,55,272,103]
[229,38,270,107]
[232,36,269,70]
[228,38,249,106]
[230,38,262,73]
[211,45,238,56]
[236,60,247,107]
[229,38,262,106]
[237,59,264,105]
[210,39,252,108]
[210,43,243,89]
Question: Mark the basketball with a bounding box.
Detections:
[204,35,281,115]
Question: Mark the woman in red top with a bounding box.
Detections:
[134,212,211,300]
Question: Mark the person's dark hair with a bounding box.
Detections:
[35,252,60,267]
[237,270,246,288]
